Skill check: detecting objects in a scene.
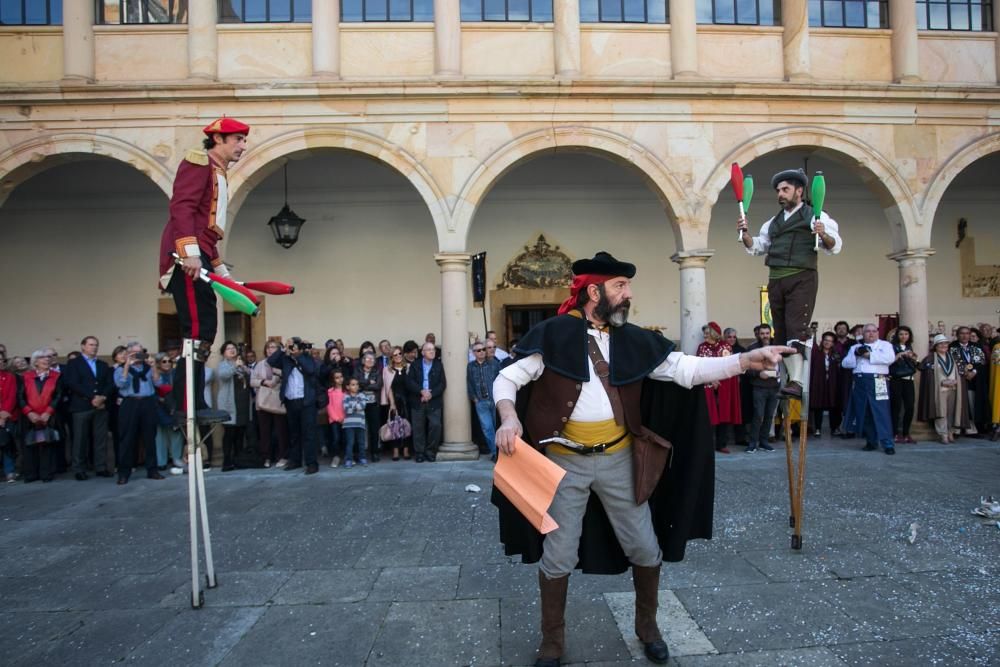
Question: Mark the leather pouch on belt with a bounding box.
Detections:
[632,426,672,505]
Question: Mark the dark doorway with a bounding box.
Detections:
[505,305,558,345]
[157,311,253,353]
[157,313,182,353]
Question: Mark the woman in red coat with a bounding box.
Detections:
[18,350,62,483]
[0,351,18,482]
[697,322,741,453]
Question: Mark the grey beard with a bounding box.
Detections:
[608,307,629,327]
[595,296,630,328]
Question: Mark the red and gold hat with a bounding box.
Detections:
[202,117,250,136]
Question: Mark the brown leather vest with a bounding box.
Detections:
[523,370,642,443]
[523,369,671,505]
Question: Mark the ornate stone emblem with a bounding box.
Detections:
[498,235,573,289]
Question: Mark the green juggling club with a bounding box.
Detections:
[811,171,826,251]
[743,175,754,214]
[210,280,259,317]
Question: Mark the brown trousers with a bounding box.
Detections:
[768,269,818,344]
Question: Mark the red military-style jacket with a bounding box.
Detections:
[158,148,230,285]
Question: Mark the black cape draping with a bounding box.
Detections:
[491,316,716,574]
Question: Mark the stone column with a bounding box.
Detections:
[434,0,462,77]
[890,248,934,358]
[671,251,713,354]
[553,0,581,77]
[889,0,920,83]
[668,0,698,78]
[435,253,476,460]
[62,0,94,82]
[312,0,341,77]
[781,0,810,81]
[188,0,218,80]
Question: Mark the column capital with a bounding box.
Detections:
[887,247,935,262]
[671,250,714,269]
[435,252,472,271]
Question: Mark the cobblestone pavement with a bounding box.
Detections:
[1,435,997,666]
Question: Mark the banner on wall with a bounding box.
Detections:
[471,252,487,307]
[759,286,772,329]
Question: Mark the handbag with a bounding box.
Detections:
[379,408,412,442]
[889,355,917,378]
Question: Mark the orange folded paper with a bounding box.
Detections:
[493,437,566,534]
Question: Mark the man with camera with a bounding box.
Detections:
[841,324,896,455]
[113,341,165,483]
[267,338,320,474]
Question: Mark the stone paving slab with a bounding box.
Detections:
[217,602,390,667]
[159,569,292,608]
[827,635,981,667]
[124,606,266,667]
[8,608,179,665]
[674,647,848,666]
[271,568,380,605]
[367,565,460,601]
[0,437,997,666]
[368,599,500,667]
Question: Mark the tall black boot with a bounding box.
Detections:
[173,358,209,413]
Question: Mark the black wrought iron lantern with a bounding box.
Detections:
[268,163,306,249]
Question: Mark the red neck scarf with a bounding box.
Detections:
[557,274,614,315]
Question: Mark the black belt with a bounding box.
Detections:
[539,431,628,455]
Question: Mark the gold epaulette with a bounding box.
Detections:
[185,148,209,166]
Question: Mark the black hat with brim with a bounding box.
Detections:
[771,168,808,190]
[572,251,636,278]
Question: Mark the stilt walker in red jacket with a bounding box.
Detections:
[159,117,249,414]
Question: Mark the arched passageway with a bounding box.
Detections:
[227,149,440,350]
[0,156,169,356]
[466,152,681,344]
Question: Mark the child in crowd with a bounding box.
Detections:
[342,377,373,468]
[326,370,345,468]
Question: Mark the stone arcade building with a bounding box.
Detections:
[1,0,999,458]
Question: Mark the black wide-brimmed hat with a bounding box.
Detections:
[771,168,808,190]
[572,251,636,278]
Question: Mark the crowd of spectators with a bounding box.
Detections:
[0,331,457,482]
[695,320,1000,455]
[1,320,997,484]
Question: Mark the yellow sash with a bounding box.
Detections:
[548,417,632,456]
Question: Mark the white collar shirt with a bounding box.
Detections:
[840,339,895,375]
[285,366,305,400]
[494,325,743,422]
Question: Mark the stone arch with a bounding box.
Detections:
[0,132,174,207]
[700,126,920,253]
[225,127,449,252]
[920,131,1000,232]
[451,126,694,251]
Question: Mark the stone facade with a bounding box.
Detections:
[2,2,1000,455]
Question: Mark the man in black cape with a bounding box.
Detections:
[491,252,789,666]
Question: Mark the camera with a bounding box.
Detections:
[131,348,147,361]
[854,345,870,356]
[289,337,312,352]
